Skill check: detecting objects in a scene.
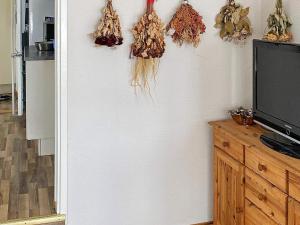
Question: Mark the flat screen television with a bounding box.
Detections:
[253,39,300,158]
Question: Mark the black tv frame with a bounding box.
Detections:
[253,39,300,144]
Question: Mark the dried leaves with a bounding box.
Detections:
[166,2,206,47]
[215,0,252,42]
[131,10,165,91]
[94,0,123,47]
[263,0,292,42]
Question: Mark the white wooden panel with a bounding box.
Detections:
[26,60,55,140]
[55,0,68,215]
[38,138,55,156]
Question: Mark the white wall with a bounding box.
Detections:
[286,0,300,41]
[67,1,262,225]
[0,0,12,85]
[29,0,54,45]
[231,0,262,108]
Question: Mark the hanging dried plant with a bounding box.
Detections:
[93,0,123,47]
[263,0,292,42]
[215,0,252,43]
[166,0,206,47]
[130,0,165,91]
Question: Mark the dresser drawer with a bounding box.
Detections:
[288,170,300,203]
[245,168,287,225]
[245,199,278,225]
[245,146,287,192]
[214,129,244,163]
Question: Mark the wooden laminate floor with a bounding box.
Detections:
[0,112,56,222]
[0,99,12,114]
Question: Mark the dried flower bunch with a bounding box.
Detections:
[263,0,292,42]
[215,0,252,42]
[94,0,123,47]
[131,0,165,91]
[166,0,206,47]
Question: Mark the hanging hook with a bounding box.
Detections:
[228,0,235,5]
[147,0,155,13]
[107,0,113,7]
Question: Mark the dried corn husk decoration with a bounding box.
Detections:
[215,0,252,43]
[93,0,123,47]
[263,0,292,42]
[130,0,165,91]
[166,0,206,47]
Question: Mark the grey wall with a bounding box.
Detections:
[0,0,12,85]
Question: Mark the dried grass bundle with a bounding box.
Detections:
[215,0,252,43]
[263,0,292,42]
[131,58,159,90]
[167,1,206,47]
[131,0,165,92]
[93,0,123,47]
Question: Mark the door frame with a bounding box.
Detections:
[11,0,23,116]
[55,0,68,218]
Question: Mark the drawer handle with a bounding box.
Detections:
[258,193,267,202]
[222,141,230,148]
[258,163,267,172]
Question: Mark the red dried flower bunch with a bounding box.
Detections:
[93,0,123,47]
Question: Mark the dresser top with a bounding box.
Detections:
[209,119,300,174]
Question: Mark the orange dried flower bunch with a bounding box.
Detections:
[167,1,206,47]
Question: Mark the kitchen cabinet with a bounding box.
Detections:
[26,59,55,155]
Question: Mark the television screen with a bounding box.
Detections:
[253,40,300,142]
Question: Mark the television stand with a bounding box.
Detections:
[260,132,300,159]
[210,119,300,225]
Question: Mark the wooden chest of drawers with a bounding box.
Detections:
[210,120,300,225]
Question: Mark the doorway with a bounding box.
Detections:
[0,0,58,222]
